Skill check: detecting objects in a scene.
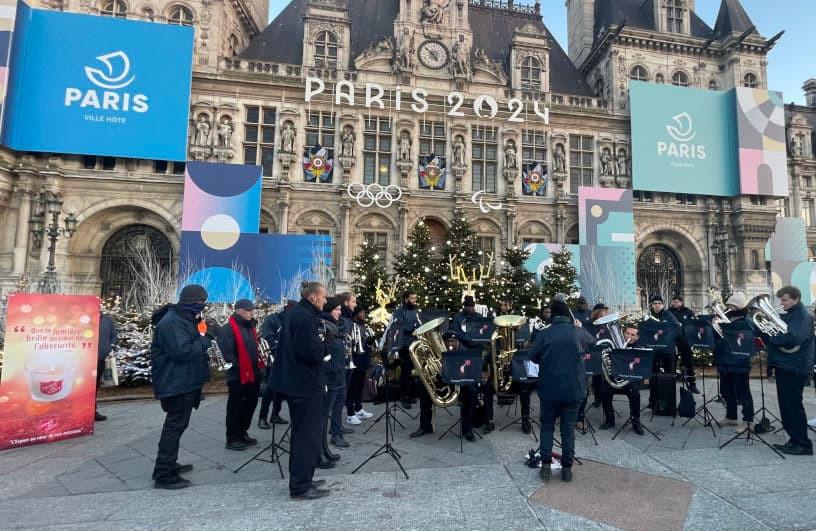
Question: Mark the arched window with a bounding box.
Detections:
[751,250,761,270]
[100,224,173,305]
[671,71,689,87]
[100,0,127,18]
[629,65,648,82]
[314,31,338,68]
[667,0,684,33]
[141,6,154,20]
[521,56,541,89]
[708,79,719,90]
[655,73,665,84]
[743,72,758,88]
[637,244,682,302]
[167,4,193,26]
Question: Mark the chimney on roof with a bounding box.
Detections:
[804,79,816,107]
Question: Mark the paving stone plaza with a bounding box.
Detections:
[2,380,816,530]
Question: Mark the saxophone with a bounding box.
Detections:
[408,316,459,408]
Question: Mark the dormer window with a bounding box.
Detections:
[629,65,648,82]
[743,72,758,88]
[667,0,684,34]
[671,71,689,87]
[520,56,541,90]
[315,31,338,68]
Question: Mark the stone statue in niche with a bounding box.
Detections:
[504,142,517,170]
[193,115,210,146]
[340,126,355,157]
[600,147,613,176]
[615,148,629,176]
[280,122,295,153]
[398,130,411,162]
[216,117,233,148]
[420,0,448,24]
[553,143,566,173]
[452,135,466,166]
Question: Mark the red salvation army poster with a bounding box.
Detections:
[0,294,100,450]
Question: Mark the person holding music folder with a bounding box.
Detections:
[599,325,645,435]
[271,282,331,500]
[150,284,211,490]
[714,292,754,428]
[530,301,593,482]
[393,290,421,409]
[257,300,295,429]
[669,295,700,394]
[217,299,263,451]
[763,286,815,456]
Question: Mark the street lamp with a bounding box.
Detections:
[29,189,78,294]
[711,224,737,300]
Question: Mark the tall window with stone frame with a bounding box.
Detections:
[522,130,547,167]
[167,5,193,25]
[363,232,388,268]
[419,121,447,157]
[363,117,392,186]
[476,235,496,268]
[243,106,276,177]
[804,200,815,227]
[305,111,335,153]
[671,71,689,87]
[520,56,541,90]
[743,73,758,88]
[569,134,594,194]
[314,31,338,68]
[472,126,498,193]
[629,65,648,82]
[666,0,684,34]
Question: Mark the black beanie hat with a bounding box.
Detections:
[324,297,341,313]
[551,301,571,318]
[352,305,367,317]
[650,294,665,304]
[234,299,255,311]
[178,284,208,305]
[463,295,476,307]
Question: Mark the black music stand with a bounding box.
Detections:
[437,349,484,453]
[680,319,721,436]
[234,419,290,478]
[752,342,781,433]
[607,349,660,441]
[680,355,720,436]
[353,321,409,479]
[499,351,541,440]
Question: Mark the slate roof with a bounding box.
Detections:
[592,0,713,43]
[713,0,758,38]
[240,0,593,96]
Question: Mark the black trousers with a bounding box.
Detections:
[153,390,199,481]
[600,381,641,424]
[539,400,580,468]
[517,382,535,419]
[460,381,495,435]
[775,369,812,450]
[258,369,283,420]
[287,395,324,496]
[678,342,696,379]
[226,380,260,442]
[417,382,434,431]
[346,367,366,415]
[718,370,754,422]
[399,347,414,400]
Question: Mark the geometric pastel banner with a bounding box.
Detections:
[523,243,581,284]
[1,2,193,160]
[0,0,17,139]
[0,294,100,451]
[631,81,739,197]
[735,87,788,197]
[578,187,634,247]
[767,217,815,305]
[578,245,637,307]
[181,162,261,236]
[179,231,332,303]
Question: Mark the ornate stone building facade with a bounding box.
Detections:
[0,0,805,309]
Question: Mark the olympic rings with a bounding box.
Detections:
[347,182,403,208]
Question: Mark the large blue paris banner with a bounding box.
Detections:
[1,2,193,160]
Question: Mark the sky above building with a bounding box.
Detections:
[267,0,812,104]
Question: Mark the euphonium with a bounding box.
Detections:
[707,301,731,338]
[490,314,528,394]
[747,294,789,337]
[593,313,630,389]
[408,317,458,408]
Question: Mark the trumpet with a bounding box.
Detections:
[208,341,233,371]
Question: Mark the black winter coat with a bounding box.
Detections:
[669,306,695,325]
[260,310,285,356]
[393,304,421,347]
[766,302,816,375]
[714,311,752,374]
[529,316,592,403]
[216,315,263,384]
[98,313,118,361]
[647,309,682,355]
[320,313,348,390]
[270,299,328,398]
[150,305,211,400]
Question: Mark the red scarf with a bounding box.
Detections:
[229,316,263,384]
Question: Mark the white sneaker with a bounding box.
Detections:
[808,417,816,427]
[347,415,362,425]
[355,409,374,419]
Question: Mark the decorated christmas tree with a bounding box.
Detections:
[539,245,579,306]
[487,246,539,316]
[433,210,489,312]
[394,218,437,307]
[349,239,389,310]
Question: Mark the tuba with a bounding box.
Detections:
[593,313,630,389]
[747,294,789,338]
[408,317,459,408]
[490,315,528,395]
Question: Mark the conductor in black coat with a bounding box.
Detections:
[529,301,593,482]
[270,282,331,500]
